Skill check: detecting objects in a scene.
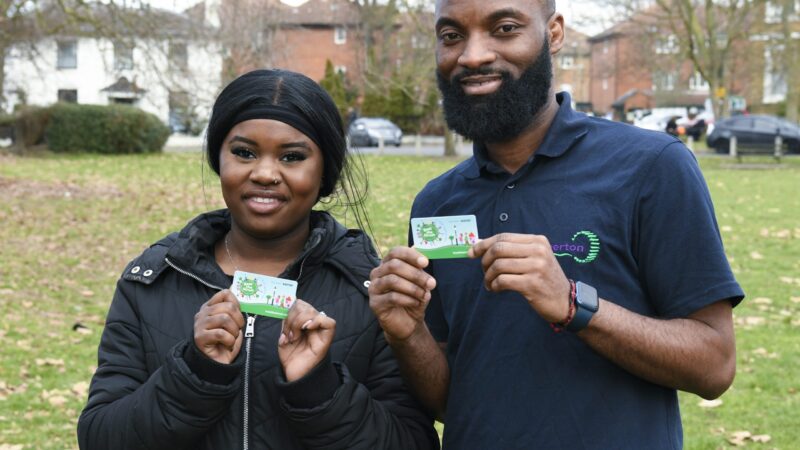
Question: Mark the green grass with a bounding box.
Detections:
[0,151,798,449]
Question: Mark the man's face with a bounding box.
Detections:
[434,0,558,142]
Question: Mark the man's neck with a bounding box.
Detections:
[484,96,560,174]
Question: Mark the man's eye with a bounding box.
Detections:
[232,147,255,159]
[281,152,307,162]
[497,24,518,34]
[440,32,461,42]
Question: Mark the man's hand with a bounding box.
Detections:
[278,300,336,382]
[368,247,436,343]
[469,233,571,323]
[194,290,245,364]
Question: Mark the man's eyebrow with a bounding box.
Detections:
[435,16,461,31]
[435,8,528,31]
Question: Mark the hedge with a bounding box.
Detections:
[45,103,170,154]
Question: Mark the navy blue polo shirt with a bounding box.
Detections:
[410,93,744,449]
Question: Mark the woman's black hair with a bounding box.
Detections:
[205,68,373,241]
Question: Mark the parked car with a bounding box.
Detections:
[706,115,800,154]
[347,117,403,147]
[633,108,713,140]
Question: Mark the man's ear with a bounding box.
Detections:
[548,13,565,54]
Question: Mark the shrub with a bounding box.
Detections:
[46,103,170,154]
[13,106,52,148]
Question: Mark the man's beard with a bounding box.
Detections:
[437,38,553,143]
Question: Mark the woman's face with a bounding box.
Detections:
[219,119,324,240]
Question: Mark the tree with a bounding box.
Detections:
[773,0,800,121]
[319,59,349,119]
[588,0,763,119]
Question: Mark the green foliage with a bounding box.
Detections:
[319,60,349,122]
[13,105,52,147]
[360,74,440,134]
[45,103,170,154]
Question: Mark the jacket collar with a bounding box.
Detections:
[164,209,374,289]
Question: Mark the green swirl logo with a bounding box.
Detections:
[552,230,600,264]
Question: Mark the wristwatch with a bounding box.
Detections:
[566,281,599,332]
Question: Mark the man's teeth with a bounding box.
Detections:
[252,197,277,204]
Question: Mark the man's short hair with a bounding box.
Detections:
[543,0,556,16]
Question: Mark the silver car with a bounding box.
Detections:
[348,117,403,147]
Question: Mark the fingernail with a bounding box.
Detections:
[289,331,294,342]
[279,333,287,345]
[301,319,313,330]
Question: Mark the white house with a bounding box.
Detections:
[3,4,222,134]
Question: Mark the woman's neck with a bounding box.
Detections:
[217,217,312,277]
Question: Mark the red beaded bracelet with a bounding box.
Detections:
[550,279,577,333]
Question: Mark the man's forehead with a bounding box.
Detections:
[435,0,541,18]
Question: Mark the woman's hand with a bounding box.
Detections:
[194,290,245,364]
[278,300,336,382]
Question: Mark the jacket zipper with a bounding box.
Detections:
[243,315,256,450]
[166,238,318,450]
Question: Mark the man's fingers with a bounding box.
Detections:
[370,271,432,301]
[371,258,435,292]
[371,291,428,311]
[382,246,429,269]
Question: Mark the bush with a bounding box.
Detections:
[46,103,170,154]
[13,106,52,148]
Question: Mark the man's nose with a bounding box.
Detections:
[457,33,497,69]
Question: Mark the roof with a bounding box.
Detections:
[101,77,147,95]
[272,0,363,26]
[7,2,213,42]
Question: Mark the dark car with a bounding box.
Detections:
[347,117,403,147]
[706,115,800,154]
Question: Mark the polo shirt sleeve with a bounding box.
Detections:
[633,142,744,319]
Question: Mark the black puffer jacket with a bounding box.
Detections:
[78,210,438,450]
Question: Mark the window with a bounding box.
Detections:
[602,41,609,54]
[765,1,800,23]
[688,72,709,92]
[602,79,608,90]
[114,41,134,70]
[560,55,575,69]
[335,65,347,75]
[654,35,679,54]
[169,42,188,70]
[57,40,77,69]
[57,89,77,103]
[334,27,347,45]
[653,71,677,91]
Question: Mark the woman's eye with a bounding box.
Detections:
[281,152,307,163]
[232,147,255,159]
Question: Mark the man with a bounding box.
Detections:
[368,0,744,448]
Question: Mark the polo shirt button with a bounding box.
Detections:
[499,213,509,222]
[506,183,516,189]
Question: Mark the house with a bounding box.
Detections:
[214,0,382,83]
[554,26,592,112]
[3,4,222,134]
[586,2,800,120]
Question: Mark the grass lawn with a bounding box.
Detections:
[0,150,798,449]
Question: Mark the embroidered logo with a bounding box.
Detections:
[552,230,601,264]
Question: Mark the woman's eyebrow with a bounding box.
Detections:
[229,135,258,146]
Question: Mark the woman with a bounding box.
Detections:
[78,69,438,449]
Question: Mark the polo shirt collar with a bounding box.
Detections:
[459,91,589,179]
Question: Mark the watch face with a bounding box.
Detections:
[576,282,599,312]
